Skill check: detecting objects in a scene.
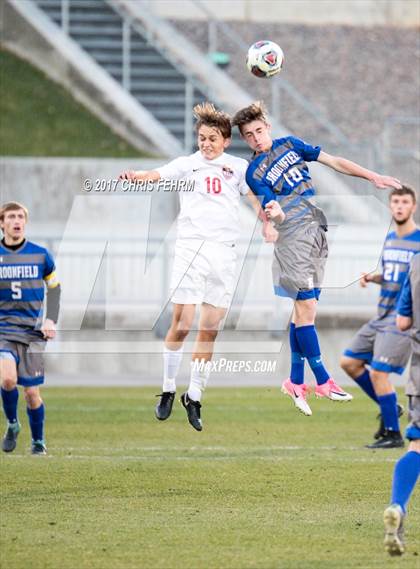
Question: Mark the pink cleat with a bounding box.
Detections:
[314,378,353,402]
[281,379,312,416]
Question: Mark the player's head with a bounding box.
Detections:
[193,102,231,160]
[231,101,272,154]
[389,185,417,225]
[0,201,28,243]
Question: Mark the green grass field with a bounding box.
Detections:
[0,49,145,157]
[1,387,419,569]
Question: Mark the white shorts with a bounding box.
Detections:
[170,239,237,308]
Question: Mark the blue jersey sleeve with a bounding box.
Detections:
[246,163,277,208]
[43,250,56,278]
[396,272,412,317]
[289,137,321,162]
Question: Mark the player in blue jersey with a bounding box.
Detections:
[341,187,419,448]
[383,252,420,555]
[231,101,401,417]
[0,202,61,455]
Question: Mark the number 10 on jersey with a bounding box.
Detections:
[205,177,222,194]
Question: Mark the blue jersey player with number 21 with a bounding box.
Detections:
[232,101,402,417]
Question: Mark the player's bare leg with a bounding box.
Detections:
[156,304,196,421]
[1,357,20,452]
[24,386,46,455]
[181,304,226,431]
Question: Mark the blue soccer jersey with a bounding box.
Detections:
[378,228,420,322]
[246,136,320,201]
[0,240,59,342]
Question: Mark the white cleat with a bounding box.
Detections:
[384,504,405,556]
[281,379,312,416]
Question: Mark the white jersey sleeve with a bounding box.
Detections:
[236,158,250,195]
[155,156,190,180]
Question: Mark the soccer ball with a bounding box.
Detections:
[246,41,284,78]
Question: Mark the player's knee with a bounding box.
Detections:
[408,440,420,453]
[198,328,218,342]
[340,356,361,377]
[1,376,18,390]
[24,388,42,408]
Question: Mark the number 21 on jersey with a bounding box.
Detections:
[383,262,400,282]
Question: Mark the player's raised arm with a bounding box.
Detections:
[118,169,161,182]
[317,151,402,190]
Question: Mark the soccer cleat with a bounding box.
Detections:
[155,391,176,421]
[281,379,312,416]
[31,440,47,455]
[366,430,404,449]
[384,504,405,556]
[180,392,202,431]
[2,422,21,453]
[314,378,353,401]
[374,403,404,440]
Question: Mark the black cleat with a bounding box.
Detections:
[180,392,202,431]
[366,430,404,449]
[374,403,404,440]
[155,391,175,421]
[31,440,47,455]
[2,422,20,453]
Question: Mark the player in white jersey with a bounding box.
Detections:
[119,103,274,431]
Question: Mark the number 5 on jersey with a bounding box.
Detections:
[11,281,22,299]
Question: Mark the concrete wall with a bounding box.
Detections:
[146,0,420,27]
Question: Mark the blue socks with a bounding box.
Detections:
[1,387,19,424]
[289,323,305,384]
[27,404,45,442]
[354,369,379,404]
[391,451,420,513]
[295,324,330,385]
[377,393,399,432]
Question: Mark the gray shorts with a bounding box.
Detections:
[0,340,45,387]
[343,319,411,375]
[272,222,328,301]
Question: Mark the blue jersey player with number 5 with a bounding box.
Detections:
[232,101,402,417]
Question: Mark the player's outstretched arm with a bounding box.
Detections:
[317,152,401,190]
[118,169,161,182]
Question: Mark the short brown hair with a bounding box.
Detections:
[0,201,29,222]
[231,101,269,134]
[389,185,417,203]
[193,102,231,139]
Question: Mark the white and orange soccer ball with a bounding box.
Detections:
[246,40,284,78]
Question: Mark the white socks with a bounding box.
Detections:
[162,345,184,392]
[187,360,211,402]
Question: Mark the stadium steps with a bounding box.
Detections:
[32,0,248,156]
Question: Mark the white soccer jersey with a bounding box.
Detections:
[156,151,249,243]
